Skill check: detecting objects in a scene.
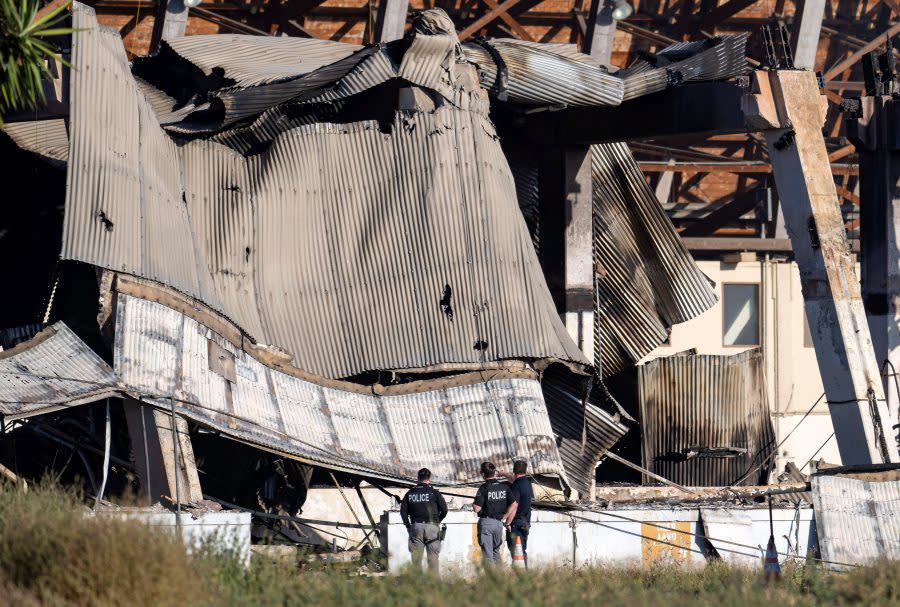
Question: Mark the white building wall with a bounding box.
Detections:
[641,258,841,475]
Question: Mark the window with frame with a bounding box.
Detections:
[723,283,760,346]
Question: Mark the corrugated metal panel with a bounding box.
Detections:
[113,293,569,486]
[64,5,587,380]
[812,475,900,567]
[592,143,717,376]
[0,323,117,420]
[162,35,363,87]
[2,119,69,163]
[618,34,749,100]
[463,40,624,107]
[637,349,776,486]
[541,365,629,496]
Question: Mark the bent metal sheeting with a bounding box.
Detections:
[0,323,118,420]
[63,4,586,380]
[113,291,569,486]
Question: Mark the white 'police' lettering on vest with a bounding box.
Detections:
[408,493,431,503]
[488,490,506,501]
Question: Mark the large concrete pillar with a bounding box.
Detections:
[124,399,203,505]
[745,69,898,464]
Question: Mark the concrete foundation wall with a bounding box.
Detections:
[382,507,816,575]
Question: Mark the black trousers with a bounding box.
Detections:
[506,519,529,560]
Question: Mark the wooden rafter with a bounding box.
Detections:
[679,188,760,237]
[458,0,524,40]
[481,0,534,41]
[701,0,758,29]
[824,21,900,81]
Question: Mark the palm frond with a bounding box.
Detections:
[0,0,73,122]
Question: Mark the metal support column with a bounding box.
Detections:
[375,0,409,42]
[745,69,897,464]
[538,145,595,362]
[847,94,900,438]
[584,0,616,66]
[149,0,189,54]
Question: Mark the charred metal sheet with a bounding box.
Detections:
[618,35,749,101]
[591,143,717,375]
[637,349,775,486]
[812,474,900,567]
[63,4,587,380]
[113,293,569,486]
[2,119,68,163]
[463,39,624,107]
[540,364,628,496]
[0,323,117,420]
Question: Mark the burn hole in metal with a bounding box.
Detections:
[97,211,114,232]
[440,284,453,321]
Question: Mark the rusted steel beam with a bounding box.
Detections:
[513,82,748,145]
[824,21,900,82]
[745,69,897,465]
[679,236,859,253]
[639,161,860,175]
[834,183,860,206]
[828,143,856,162]
[679,189,758,237]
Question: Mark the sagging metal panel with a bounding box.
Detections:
[637,349,775,486]
[541,365,629,496]
[592,143,717,376]
[64,4,587,380]
[618,35,749,100]
[812,474,900,567]
[113,293,569,486]
[2,119,69,163]
[467,35,747,105]
[462,39,624,107]
[0,323,117,420]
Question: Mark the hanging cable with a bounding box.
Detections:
[93,398,111,509]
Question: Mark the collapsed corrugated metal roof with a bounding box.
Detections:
[113,289,568,486]
[6,5,751,487]
[637,349,775,486]
[812,474,900,567]
[2,119,69,164]
[591,143,717,375]
[64,4,586,380]
[504,142,718,376]
[541,364,629,496]
[0,323,118,420]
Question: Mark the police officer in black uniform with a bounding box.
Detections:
[400,467,448,574]
[473,461,511,566]
[504,459,534,567]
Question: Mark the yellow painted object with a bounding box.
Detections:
[468,523,482,565]
[640,521,692,568]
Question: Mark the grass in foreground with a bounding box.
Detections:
[0,483,898,607]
